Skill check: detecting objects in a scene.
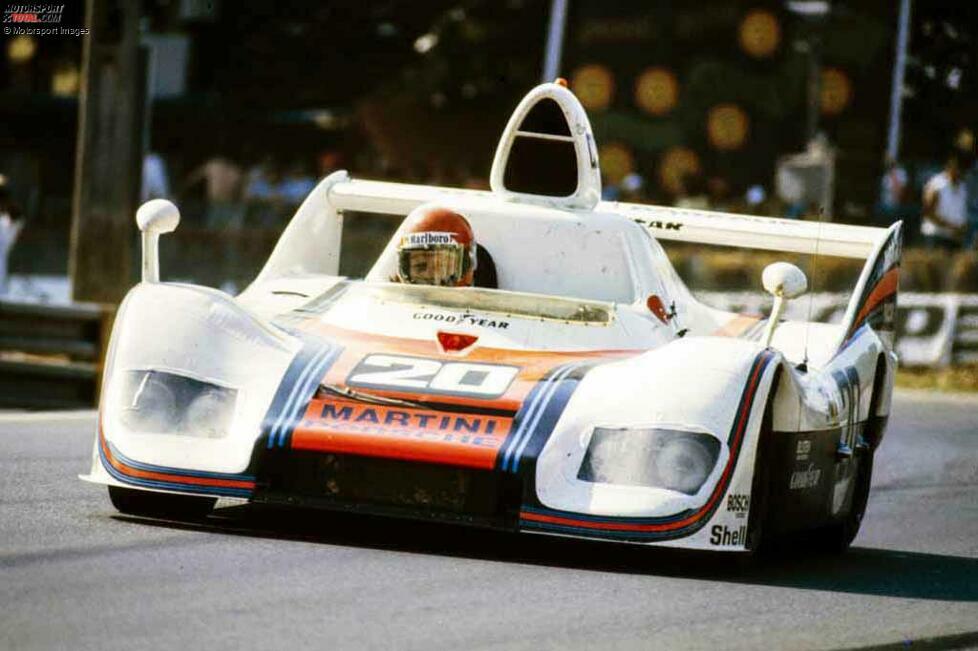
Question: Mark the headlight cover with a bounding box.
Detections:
[115,370,238,439]
[577,426,721,496]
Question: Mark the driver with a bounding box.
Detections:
[395,204,477,287]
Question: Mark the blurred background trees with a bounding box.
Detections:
[1,0,976,290]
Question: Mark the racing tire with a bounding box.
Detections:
[813,452,874,553]
[108,485,216,519]
[810,356,886,554]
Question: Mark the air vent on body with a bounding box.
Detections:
[490,82,601,211]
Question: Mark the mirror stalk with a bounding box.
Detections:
[141,231,161,283]
[135,200,180,283]
[762,290,785,349]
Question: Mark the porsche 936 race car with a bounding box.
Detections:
[82,81,901,552]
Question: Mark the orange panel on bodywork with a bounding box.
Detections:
[286,321,638,468]
[291,398,513,469]
[298,321,630,411]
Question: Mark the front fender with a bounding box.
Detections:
[89,283,301,482]
[525,337,781,549]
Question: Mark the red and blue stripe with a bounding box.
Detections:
[98,425,256,498]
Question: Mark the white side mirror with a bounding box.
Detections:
[762,262,808,299]
[136,199,180,283]
[761,262,807,348]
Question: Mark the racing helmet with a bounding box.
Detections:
[396,205,477,287]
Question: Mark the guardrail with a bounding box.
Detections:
[0,301,114,409]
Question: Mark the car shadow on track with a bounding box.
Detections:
[113,504,978,603]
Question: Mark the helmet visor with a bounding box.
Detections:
[397,244,465,286]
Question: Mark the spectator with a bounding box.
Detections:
[141,152,170,203]
[278,161,316,208]
[243,156,283,227]
[620,173,646,203]
[877,155,908,224]
[921,152,968,250]
[745,185,767,213]
[317,150,342,178]
[601,173,620,201]
[0,175,24,295]
[966,158,978,248]
[707,176,732,212]
[674,172,710,210]
[184,154,244,230]
[244,157,277,202]
[956,130,978,248]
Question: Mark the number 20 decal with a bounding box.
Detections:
[347,354,519,398]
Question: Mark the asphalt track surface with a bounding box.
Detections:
[1,391,976,651]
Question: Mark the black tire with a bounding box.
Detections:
[108,485,216,519]
[812,450,874,553]
[811,357,886,553]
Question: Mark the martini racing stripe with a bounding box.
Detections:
[519,350,776,541]
[843,267,898,347]
[264,341,344,449]
[98,425,256,497]
[841,224,901,348]
[510,362,594,473]
[265,346,332,449]
[498,361,581,472]
[274,347,343,448]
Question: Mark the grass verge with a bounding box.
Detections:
[896,366,978,392]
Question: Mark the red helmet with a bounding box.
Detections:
[396,205,477,287]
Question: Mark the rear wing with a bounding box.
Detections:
[328,176,493,216]
[609,203,903,352]
[256,174,902,351]
[605,202,885,260]
[326,177,888,260]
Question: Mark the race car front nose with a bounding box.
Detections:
[99,283,300,474]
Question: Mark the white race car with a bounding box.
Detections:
[82,81,901,553]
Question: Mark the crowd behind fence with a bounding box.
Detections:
[1,143,978,298]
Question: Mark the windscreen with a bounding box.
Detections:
[298,282,613,325]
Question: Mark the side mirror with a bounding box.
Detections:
[761,262,807,348]
[762,262,808,299]
[136,199,180,283]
